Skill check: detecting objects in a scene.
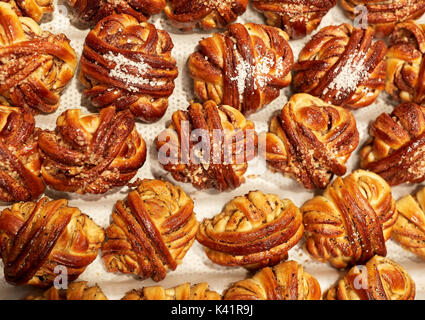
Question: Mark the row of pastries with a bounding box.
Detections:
[1,0,425,300]
[0,170,421,300]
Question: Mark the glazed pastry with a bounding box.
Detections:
[0,197,105,287]
[325,255,415,300]
[0,106,44,202]
[392,187,425,260]
[155,100,257,191]
[224,261,321,300]
[265,94,359,189]
[164,0,248,31]
[386,21,425,105]
[2,0,53,22]
[341,0,425,38]
[188,23,293,115]
[293,23,387,110]
[196,190,304,269]
[360,103,425,186]
[67,0,165,24]
[302,170,398,269]
[122,282,221,300]
[25,282,108,300]
[0,2,77,113]
[102,179,198,281]
[252,0,337,39]
[38,107,147,194]
[80,14,178,123]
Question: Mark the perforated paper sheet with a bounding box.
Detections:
[0,0,424,300]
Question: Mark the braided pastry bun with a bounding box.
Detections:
[265,94,359,190]
[360,103,425,186]
[122,282,221,300]
[67,0,165,25]
[224,261,321,300]
[196,190,304,269]
[80,14,178,123]
[3,0,53,22]
[252,0,336,39]
[0,106,44,202]
[341,0,425,38]
[386,21,425,105]
[392,187,425,260]
[155,100,257,191]
[25,282,108,300]
[39,106,147,194]
[293,23,387,110]
[0,197,105,287]
[302,170,398,269]
[102,179,199,281]
[0,3,77,113]
[325,255,415,300]
[188,23,293,116]
[164,0,248,31]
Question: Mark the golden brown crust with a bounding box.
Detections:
[265,94,359,189]
[196,190,304,269]
[392,187,425,260]
[155,100,257,191]
[302,170,398,269]
[324,255,415,300]
[67,0,165,24]
[38,106,147,194]
[122,282,221,300]
[341,0,425,38]
[25,281,108,300]
[360,102,425,186]
[164,0,248,31]
[79,14,178,123]
[102,179,199,281]
[386,21,425,104]
[252,0,336,39]
[293,23,387,110]
[2,0,53,22]
[0,2,77,113]
[224,261,321,300]
[188,23,293,116]
[0,197,105,287]
[0,106,44,202]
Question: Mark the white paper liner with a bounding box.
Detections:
[0,0,424,300]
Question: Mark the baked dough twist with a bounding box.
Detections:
[25,282,108,300]
[122,282,221,300]
[293,23,387,110]
[224,261,321,300]
[80,14,178,123]
[252,0,337,39]
[392,187,425,260]
[38,106,147,194]
[325,255,415,300]
[341,0,425,38]
[102,179,199,281]
[67,0,165,24]
[0,198,105,287]
[188,23,293,115]
[164,0,248,31]
[360,102,425,186]
[2,0,53,22]
[0,106,44,202]
[0,3,77,113]
[302,170,398,269]
[155,100,257,191]
[386,21,425,105]
[265,94,359,189]
[196,190,304,269]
